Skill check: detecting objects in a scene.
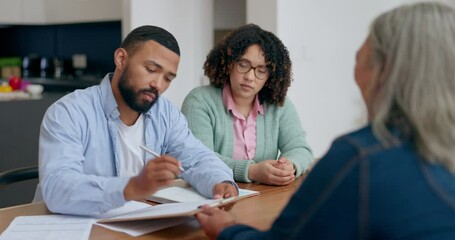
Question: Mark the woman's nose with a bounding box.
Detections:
[243,68,255,81]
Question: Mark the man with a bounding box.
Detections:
[34,25,237,216]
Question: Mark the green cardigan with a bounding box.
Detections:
[181,85,313,182]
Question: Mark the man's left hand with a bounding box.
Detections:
[212,182,238,199]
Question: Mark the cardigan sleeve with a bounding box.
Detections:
[182,87,255,182]
[277,98,314,176]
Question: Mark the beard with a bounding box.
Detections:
[118,66,159,113]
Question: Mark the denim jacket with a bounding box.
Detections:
[35,74,234,216]
[220,125,455,239]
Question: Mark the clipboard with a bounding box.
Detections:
[97,196,250,223]
[147,179,259,204]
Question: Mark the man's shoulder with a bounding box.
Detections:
[148,95,181,118]
[48,85,102,114]
[153,95,177,109]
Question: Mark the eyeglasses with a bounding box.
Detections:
[235,60,270,80]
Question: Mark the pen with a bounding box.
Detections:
[140,145,185,172]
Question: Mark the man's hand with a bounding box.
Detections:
[123,155,181,201]
[196,205,236,240]
[212,182,238,199]
[248,159,295,186]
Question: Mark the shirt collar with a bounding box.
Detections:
[222,85,264,116]
[100,73,120,120]
[100,73,159,121]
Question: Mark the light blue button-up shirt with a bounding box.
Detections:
[35,74,234,216]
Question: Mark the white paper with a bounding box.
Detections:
[238,188,260,197]
[94,201,193,236]
[100,199,217,222]
[0,215,94,240]
[95,201,151,219]
[149,186,208,202]
[0,201,196,239]
[148,186,259,203]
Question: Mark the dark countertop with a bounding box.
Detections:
[26,76,101,92]
[1,76,101,92]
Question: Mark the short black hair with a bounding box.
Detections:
[204,24,292,106]
[121,25,180,56]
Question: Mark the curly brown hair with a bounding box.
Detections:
[204,24,292,106]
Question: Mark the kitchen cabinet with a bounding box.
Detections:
[0,0,121,25]
[0,1,21,24]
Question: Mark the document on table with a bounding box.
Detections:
[147,180,259,203]
[98,192,260,224]
[98,199,221,223]
[0,215,94,240]
[94,201,194,237]
[0,201,196,239]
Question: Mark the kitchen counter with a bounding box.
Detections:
[26,76,101,92]
[1,76,101,93]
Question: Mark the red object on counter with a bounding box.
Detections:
[9,76,22,90]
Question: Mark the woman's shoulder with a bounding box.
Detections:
[262,96,298,117]
[187,85,222,98]
[333,125,396,158]
[335,125,377,146]
[183,85,224,111]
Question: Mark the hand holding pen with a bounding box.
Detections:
[123,146,183,201]
[140,145,184,171]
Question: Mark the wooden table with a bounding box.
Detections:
[0,177,303,239]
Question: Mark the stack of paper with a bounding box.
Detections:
[147,180,259,203]
[1,181,260,238]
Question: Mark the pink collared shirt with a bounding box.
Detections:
[222,85,264,160]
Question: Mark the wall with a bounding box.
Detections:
[0,0,121,25]
[246,0,277,33]
[247,0,418,158]
[214,0,245,30]
[122,0,213,107]
[123,0,452,158]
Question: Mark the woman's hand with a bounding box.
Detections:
[196,205,236,240]
[274,157,296,173]
[248,159,295,185]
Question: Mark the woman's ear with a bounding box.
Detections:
[114,48,128,70]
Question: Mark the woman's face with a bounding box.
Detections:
[229,44,268,102]
[354,37,376,104]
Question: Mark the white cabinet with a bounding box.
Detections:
[21,0,46,24]
[0,0,22,24]
[0,0,121,25]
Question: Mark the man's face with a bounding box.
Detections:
[118,64,159,113]
[117,41,180,113]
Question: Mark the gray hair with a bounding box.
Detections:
[368,2,455,172]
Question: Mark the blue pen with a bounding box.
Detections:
[140,145,185,171]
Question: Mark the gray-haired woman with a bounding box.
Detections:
[196,2,455,239]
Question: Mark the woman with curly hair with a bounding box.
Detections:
[182,24,313,185]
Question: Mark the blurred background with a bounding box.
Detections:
[1,0,452,207]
